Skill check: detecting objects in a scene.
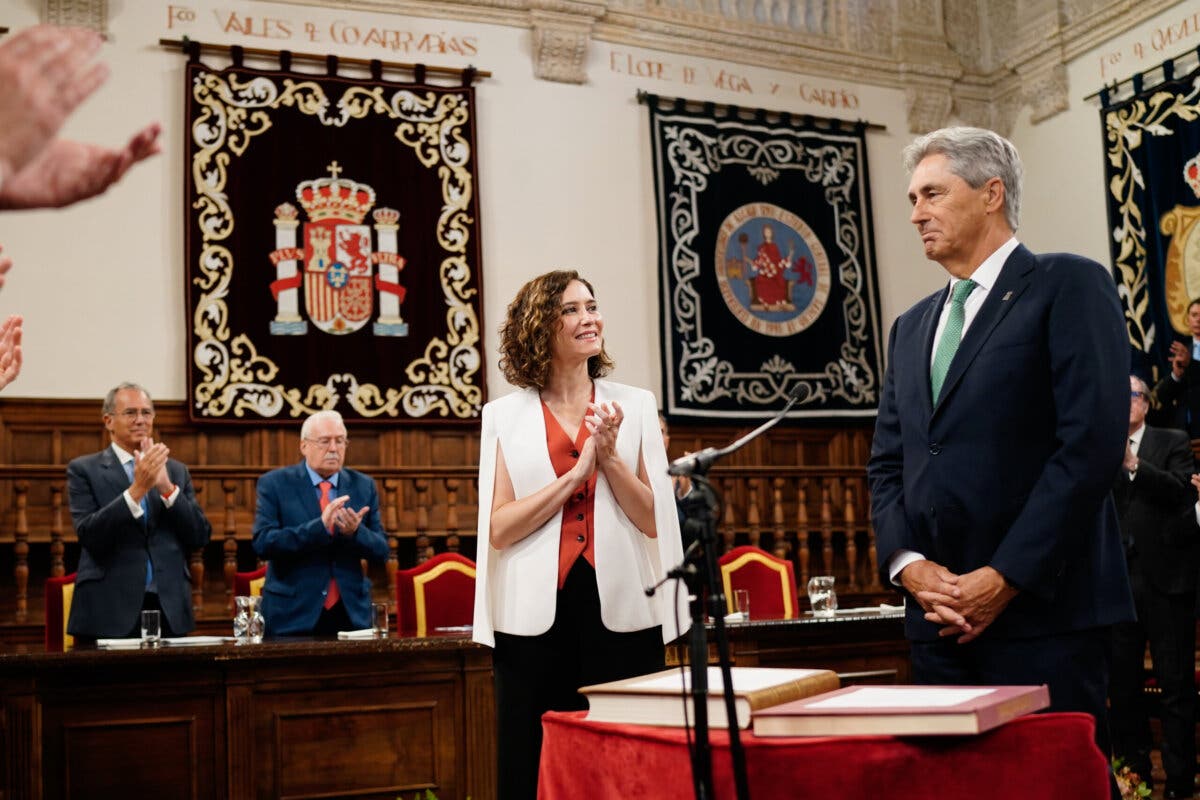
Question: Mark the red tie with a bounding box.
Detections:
[319,481,340,610]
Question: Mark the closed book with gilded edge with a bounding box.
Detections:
[580,666,841,729]
[752,684,1050,737]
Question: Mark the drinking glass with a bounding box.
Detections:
[734,589,750,621]
[372,603,389,637]
[141,609,161,645]
[807,575,837,617]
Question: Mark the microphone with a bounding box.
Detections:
[668,447,720,476]
[667,383,805,477]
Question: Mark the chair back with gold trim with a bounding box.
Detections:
[717,546,799,620]
[45,573,77,652]
[234,565,267,597]
[395,553,476,637]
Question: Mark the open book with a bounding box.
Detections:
[580,666,840,729]
[752,684,1050,737]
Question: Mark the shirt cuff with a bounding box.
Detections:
[887,549,925,586]
[161,484,179,508]
[123,489,144,519]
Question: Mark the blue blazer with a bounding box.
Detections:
[252,463,389,636]
[66,448,212,638]
[868,245,1136,641]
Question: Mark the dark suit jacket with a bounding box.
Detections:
[868,245,1136,641]
[66,448,212,638]
[1114,425,1198,595]
[1152,358,1200,437]
[251,463,389,636]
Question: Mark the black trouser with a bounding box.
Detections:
[1109,563,1197,793]
[492,559,664,800]
[313,599,354,636]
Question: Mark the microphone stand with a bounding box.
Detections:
[652,386,804,800]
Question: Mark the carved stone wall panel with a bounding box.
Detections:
[253,0,1192,131]
[41,0,108,33]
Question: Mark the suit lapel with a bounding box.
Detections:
[933,245,1035,416]
[100,448,135,503]
[916,290,945,413]
[293,463,323,518]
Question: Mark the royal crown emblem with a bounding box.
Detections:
[267,161,408,337]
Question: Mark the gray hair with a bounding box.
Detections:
[102,382,152,416]
[300,409,346,440]
[903,126,1023,232]
[1131,374,1150,396]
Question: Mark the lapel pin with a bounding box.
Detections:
[1002,291,1012,301]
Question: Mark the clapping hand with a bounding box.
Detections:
[132,438,170,498]
[0,314,22,390]
[1169,340,1192,379]
[584,401,624,465]
[321,494,369,536]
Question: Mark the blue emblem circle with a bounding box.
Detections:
[326,262,349,288]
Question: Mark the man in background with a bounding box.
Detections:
[1153,297,1200,438]
[67,383,211,639]
[867,127,1134,775]
[252,410,389,636]
[1109,375,1197,798]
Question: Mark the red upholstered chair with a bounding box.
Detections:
[234,565,267,597]
[717,546,800,620]
[44,573,77,652]
[395,553,476,636]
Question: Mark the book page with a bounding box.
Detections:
[625,667,828,692]
[806,687,995,709]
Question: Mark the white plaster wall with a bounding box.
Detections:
[0,0,1191,405]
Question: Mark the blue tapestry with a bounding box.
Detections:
[647,97,883,421]
[1102,56,1200,378]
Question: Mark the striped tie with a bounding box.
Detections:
[930,279,977,403]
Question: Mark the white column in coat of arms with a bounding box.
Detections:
[268,161,408,337]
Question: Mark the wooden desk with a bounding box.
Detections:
[674,609,911,683]
[0,635,493,800]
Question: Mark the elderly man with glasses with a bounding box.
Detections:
[67,382,212,641]
[1108,375,1198,799]
[252,409,389,636]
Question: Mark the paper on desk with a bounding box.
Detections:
[163,636,234,646]
[337,628,378,640]
[805,686,996,709]
[96,638,143,648]
[723,611,748,623]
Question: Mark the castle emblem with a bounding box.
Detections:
[1161,151,1200,335]
[268,161,409,337]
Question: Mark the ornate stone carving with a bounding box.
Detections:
[256,0,1187,124]
[41,0,107,33]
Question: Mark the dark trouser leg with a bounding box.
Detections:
[494,629,569,800]
[1109,617,1153,782]
[1143,585,1198,792]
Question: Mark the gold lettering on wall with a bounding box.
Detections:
[164,4,481,57]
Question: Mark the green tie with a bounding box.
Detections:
[930,279,977,403]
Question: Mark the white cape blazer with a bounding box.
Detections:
[472,380,691,647]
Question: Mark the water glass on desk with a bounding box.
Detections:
[141,609,161,645]
[234,595,264,643]
[807,575,837,617]
[734,589,751,621]
[371,603,389,638]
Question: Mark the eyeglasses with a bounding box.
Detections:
[305,436,348,448]
[117,409,155,420]
[1130,391,1146,399]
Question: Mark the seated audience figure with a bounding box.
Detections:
[1109,375,1197,798]
[66,382,212,639]
[1153,297,1200,438]
[252,410,388,636]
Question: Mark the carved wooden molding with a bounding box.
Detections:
[41,0,108,33]
[256,0,1187,129]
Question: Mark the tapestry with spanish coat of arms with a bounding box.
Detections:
[1101,56,1200,378]
[184,55,485,423]
[647,96,884,420]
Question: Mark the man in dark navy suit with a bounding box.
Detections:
[867,128,1135,768]
[67,383,211,639]
[252,410,389,636]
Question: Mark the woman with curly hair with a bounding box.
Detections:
[472,269,688,799]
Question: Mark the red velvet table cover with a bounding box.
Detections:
[538,710,1109,800]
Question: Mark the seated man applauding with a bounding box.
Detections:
[252,410,389,636]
